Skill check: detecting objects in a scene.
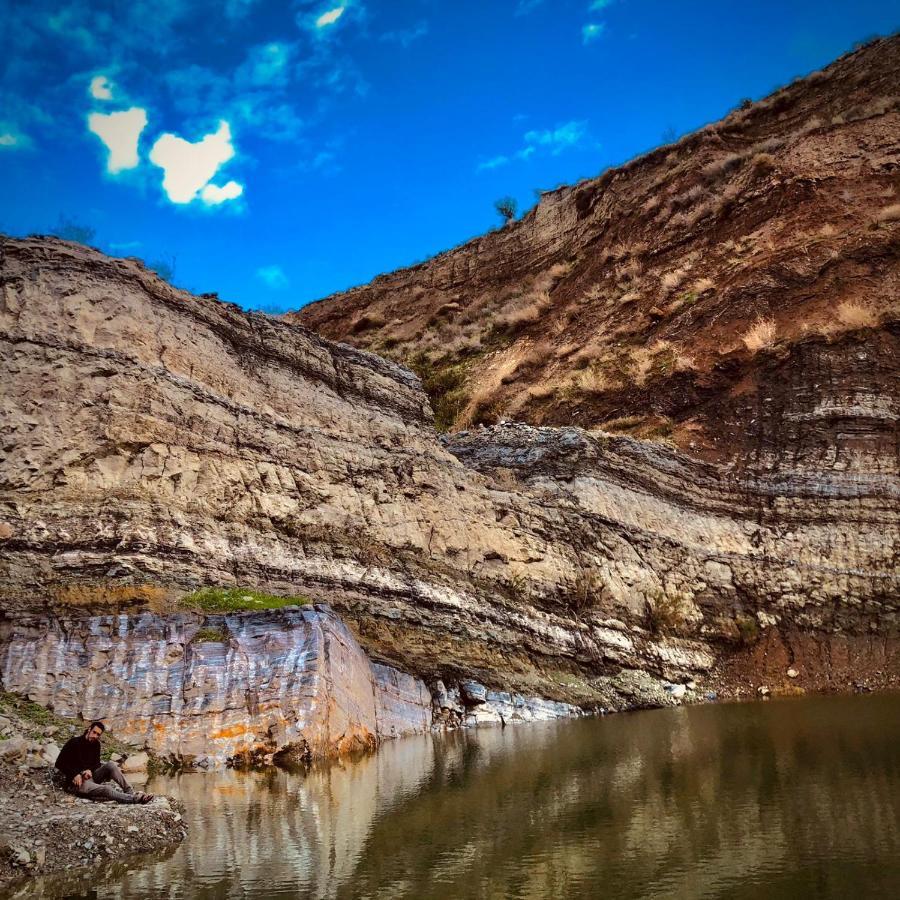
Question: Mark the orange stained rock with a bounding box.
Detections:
[210,723,252,740]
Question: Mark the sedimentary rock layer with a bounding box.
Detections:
[0,604,432,764]
[0,236,897,730]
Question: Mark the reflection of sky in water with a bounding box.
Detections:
[22,694,900,900]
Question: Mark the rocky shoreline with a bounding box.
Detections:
[0,706,186,891]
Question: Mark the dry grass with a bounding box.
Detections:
[669,197,718,230]
[874,203,900,223]
[750,152,777,174]
[741,316,777,351]
[801,116,824,133]
[576,367,609,394]
[630,347,656,385]
[701,152,743,182]
[660,266,690,293]
[674,184,707,207]
[715,182,744,217]
[692,277,715,295]
[819,224,837,237]
[548,261,573,280]
[446,331,483,354]
[582,283,604,302]
[527,381,557,400]
[594,414,645,433]
[674,352,697,372]
[555,342,579,359]
[626,340,674,386]
[615,258,643,283]
[836,300,878,328]
[753,137,785,154]
[570,342,602,369]
[618,290,641,306]
[494,290,552,333]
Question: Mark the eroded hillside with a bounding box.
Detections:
[290,36,900,466]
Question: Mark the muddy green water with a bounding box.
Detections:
[25,693,900,899]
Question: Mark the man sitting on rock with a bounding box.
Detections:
[54,721,153,804]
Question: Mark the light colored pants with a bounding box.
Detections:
[76,761,136,803]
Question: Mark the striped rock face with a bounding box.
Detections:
[0,605,432,764]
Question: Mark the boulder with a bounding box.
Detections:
[0,736,29,762]
[120,752,150,773]
[40,742,61,765]
[459,681,488,706]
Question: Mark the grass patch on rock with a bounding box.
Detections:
[190,626,229,644]
[179,587,313,613]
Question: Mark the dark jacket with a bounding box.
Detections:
[55,735,101,784]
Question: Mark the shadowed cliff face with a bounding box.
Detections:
[1,234,896,723]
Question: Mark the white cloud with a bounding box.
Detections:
[477,154,510,172]
[380,22,428,46]
[201,180,244,205]
[582,23,605,44]
[89,75,114,100]
[477,120,589,173]
[149,120,240,204]
[87,107,147,172]
[316,6,345,28]
[257,265,289,289]
[524,120,587,154]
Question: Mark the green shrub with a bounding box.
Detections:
[646,589,690,635]
[736,615,760,646]
[406,353,471,431]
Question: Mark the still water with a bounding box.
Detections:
[25,693,900,899]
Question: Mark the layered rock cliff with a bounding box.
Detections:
[2,38,899,764]
[1,227,896,767]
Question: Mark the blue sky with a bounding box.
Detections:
[1,1,896,312]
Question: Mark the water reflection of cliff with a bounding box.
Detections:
[337,695,900,900]
[32,694,900,899]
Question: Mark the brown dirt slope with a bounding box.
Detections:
[289,35,900,466]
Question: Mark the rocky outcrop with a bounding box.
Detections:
[0,605,432,765]
[1,233,897,732]
[0,772,186,889]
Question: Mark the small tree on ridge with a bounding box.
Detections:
[494,196,518,224]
